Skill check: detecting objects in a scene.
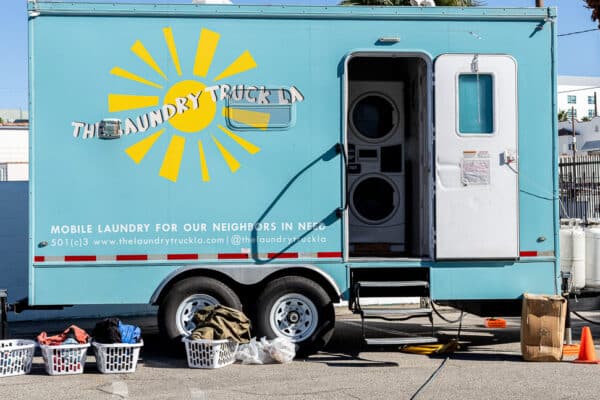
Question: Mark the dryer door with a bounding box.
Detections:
[434,54,519,259]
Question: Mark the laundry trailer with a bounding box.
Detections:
[27,2,561,353]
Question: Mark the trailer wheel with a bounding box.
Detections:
[158,277,242,343]
[254,276,335,356]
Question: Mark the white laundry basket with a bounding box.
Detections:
[92,341,143,373]
[182,337,238,369]
[0,339,36,377]
[40,343,90,375]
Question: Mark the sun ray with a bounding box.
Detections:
[160,135,185,182]
[198,140,210,182]
[110,67,164,89]
[108,94,159,112]
[125,129,165,164]
[130,40,168,81]
[193,28,220,78]
[222,107,270,130]
[213,50,257,81]
[217,124,260,154]
[212,135,240,173]
[163,27,182,76]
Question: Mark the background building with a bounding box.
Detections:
[558,76,600,121]
[558,116,600,155]
[0,109,28,123]
[0,124,28,181]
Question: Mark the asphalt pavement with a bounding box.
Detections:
[2,309,600,400]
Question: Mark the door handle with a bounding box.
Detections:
[335,143,348,218]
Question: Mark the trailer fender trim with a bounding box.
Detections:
[149,264,342,305]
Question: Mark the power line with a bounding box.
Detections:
[558,28,598,37]
[558,86,600,94]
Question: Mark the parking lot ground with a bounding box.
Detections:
[3,309,600,399]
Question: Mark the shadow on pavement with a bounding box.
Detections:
[8,311,600,369]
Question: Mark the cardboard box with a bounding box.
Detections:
[521,293,566,362]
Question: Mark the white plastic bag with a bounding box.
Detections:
[235,337,295,364]
[235,338,271,365]
[266,337,295,364]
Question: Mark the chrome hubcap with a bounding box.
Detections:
[269,293,318,342]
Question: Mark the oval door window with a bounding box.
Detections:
[351,95,396,141]
[352,176,397,223]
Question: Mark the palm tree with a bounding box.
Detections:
[340,0,482,6]
[585,0,600,28]
[558,110,569,122]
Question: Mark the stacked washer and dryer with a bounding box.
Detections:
[347,80,407,254]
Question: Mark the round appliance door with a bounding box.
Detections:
[350,93,398,143]
[350,175,399,224]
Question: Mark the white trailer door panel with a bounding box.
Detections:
[435,54,518,259]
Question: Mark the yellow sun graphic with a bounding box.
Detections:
[107,27,269,183]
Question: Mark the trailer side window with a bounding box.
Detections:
[224,87,294,130]
[458,74,494,134]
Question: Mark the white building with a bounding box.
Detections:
[0,124,28,181]
[558,116,600,156]
[558,76,600,121]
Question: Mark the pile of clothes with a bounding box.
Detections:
[92,318,142,344]
[36,318,142,346]
[189,305,251,343]
[37,325,90,346]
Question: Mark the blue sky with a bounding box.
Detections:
[0,0,598,109]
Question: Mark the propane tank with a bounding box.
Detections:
[586,227,600,288]
[560,225,586,290]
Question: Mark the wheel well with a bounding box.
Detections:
[153,267,341,307]
[248,267,341,305]
[153,269,244,306]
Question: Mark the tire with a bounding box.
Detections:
[158,276,242,344]
[254,276,335,356]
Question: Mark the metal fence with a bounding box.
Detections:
[559,155,600,221]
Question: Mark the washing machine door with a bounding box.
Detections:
[351,94,398,142]
[351,176,397,224]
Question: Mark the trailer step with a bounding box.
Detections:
[365,337,438,346]
[361,308,432,317]
[357,280,429,288]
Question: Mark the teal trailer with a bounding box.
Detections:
[28,1,559,352]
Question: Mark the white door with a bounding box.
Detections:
[434,54,519,259]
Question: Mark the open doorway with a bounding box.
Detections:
[346,53,432,259]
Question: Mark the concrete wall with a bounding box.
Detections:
[0,182,156,321]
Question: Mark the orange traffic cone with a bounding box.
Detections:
[572,326,600,364]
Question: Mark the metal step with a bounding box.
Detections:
[365,337,438,346]
[361,308,432,317]
[357,280,429,288]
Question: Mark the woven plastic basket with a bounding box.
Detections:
[0,339,36,377]
[40,343,90,375]
[182,337,238,369]
[92,340,143,374]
